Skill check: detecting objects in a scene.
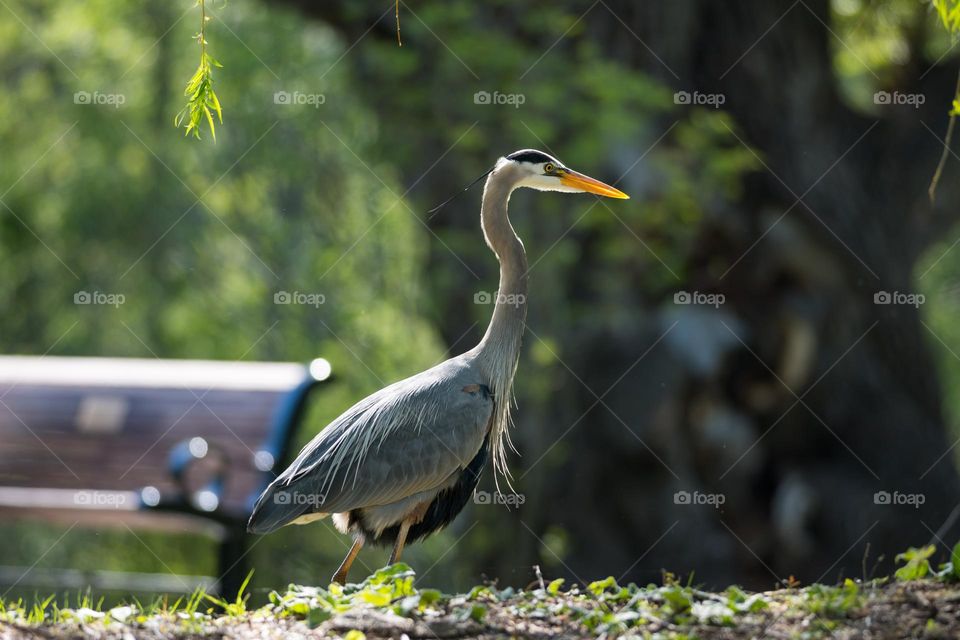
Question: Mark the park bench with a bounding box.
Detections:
[0,355,333,599]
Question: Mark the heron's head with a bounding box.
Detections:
[500,149,629,199]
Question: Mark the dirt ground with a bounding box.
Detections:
[1,579,958,639]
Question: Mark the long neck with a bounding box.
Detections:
[471,166,527,484]
[475,169,528,377]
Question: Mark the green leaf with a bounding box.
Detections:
[941,541,960,582]
[357,590,392,607]
[368,563,414,584]
[466,585,491,600]
[203,105,216,142]
[418,589,442,608]
[469,603,487,622]
[933,0,960,33]
[894,545,935,581]
[587,576,617,596]
[306,607,332,628]
[547,578,565,595]
[662,586,692,614]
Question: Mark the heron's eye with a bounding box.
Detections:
[543,163,555,174]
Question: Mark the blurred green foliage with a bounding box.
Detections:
[933,0,960,38]
[0,0,444,372]
[0,0,446,601]
[831,0,956,109]
[919,241,960,430]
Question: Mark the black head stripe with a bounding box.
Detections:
[506,149,556,165]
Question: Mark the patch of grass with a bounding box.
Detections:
[802,579,864,619]
[802,578,865,633]
[203,572,253,617]
[4,546,960,639]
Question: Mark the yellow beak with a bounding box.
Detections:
[560,169,630,199]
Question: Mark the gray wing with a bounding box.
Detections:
[248,362,492,532]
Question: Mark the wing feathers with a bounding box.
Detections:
[248,361,492,533]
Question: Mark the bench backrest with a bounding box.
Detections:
[0,356,331,518]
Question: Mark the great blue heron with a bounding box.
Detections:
[247,149,629,584]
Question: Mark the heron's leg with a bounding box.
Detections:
[388,520,411,565]
[331,537,364,585]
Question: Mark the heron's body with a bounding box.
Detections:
[247,150,628,583]
[248,355,494,544]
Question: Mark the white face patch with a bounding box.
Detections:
[516,172,581,193]
[513,160,584,193]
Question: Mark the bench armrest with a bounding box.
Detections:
[167,437,230,512]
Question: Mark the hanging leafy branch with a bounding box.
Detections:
[175,0,223,141]
[934,0,960,32]
[929,0,960,201]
